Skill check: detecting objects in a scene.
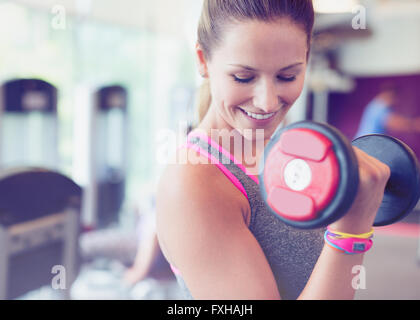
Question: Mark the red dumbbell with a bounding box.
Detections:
[259,121,420,229]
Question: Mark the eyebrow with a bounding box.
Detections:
[228,62,303,72]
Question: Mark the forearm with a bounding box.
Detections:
[298,244,365,300]
[386,114,420,133]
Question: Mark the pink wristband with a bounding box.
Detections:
[324,231,373,254]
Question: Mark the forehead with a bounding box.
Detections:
[213,18,308,69]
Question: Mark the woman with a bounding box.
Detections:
[156,0,390,300]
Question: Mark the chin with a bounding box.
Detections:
[245,117,285,134]
[234,124,275,142]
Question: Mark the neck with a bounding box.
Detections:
[195,108,271,176]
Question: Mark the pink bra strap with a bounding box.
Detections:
[170,264,181,276]
[188,132,259,185]
[179,143,249,201]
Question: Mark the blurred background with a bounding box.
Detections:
[0,0,419,300]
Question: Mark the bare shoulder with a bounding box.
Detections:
[155,149,249,264]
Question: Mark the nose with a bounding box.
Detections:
[253,79,281,113]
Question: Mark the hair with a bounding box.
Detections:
[195,0,315,123]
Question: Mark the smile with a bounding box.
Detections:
[239,108,277,120]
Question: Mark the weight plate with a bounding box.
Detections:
[352,135,420,226]
[260,121,359,229]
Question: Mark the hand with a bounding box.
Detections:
[329,147,391,234]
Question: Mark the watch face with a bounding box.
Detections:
[353,242,366,252]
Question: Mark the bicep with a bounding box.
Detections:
[184,222,281,300]
[156,166,280,300]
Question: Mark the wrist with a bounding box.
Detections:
[329,213,375,235]
[328,222,373,235]
[327,226,374,239]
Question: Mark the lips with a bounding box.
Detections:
[239,107,278,122]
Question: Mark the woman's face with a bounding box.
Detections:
[198,18,308,140]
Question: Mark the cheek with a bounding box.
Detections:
[213,79,249,108]
[226,88,251,108]
[283,75,306,106]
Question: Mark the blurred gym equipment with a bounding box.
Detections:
[93,85,128,228]
[0,79,58,169]
[0,79,83,299]
[0,168,82,299]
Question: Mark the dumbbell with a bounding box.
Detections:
[259,121,420,229]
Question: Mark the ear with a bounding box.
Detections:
[195,43,209,78]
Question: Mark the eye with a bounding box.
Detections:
[232,75,255,84]
[278,75,297,82]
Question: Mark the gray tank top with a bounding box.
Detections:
[173,132,324,300]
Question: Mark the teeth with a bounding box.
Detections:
[242,109,276,120]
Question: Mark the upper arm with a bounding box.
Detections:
[156,162,280,300]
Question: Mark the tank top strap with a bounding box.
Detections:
[182,132,259,199]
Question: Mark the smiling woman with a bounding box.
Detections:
[195,1,313,140]
[156,0,391,301]
[156,0,325,300]
[198,18,308,141]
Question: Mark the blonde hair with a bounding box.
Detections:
[195,0,315,123]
